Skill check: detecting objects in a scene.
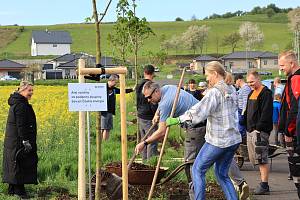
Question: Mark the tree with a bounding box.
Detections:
[266,8,275,18]
[266,3,280,13]
[191,14,197,21]
[239,22,264,50]
[108,0,131,64]
[175,17,184,21]
[108,0,154,84]
[90,1,112,199]
[288,8,300,61]
[222,32,241,52]
[127,5,154,84]
[23,63,42,84]
[161,34,182,55]
[182,25,210,55]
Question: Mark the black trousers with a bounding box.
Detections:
[8,184,26,195]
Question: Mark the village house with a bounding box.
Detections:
[31,30,72,56]
[0,59,26,79]
[191,55,220,74]
[220,51,278,71]
[43,53,123,79]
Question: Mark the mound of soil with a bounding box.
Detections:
[89,181,225,200]
[106,162,156,170]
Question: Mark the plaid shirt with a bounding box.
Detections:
[179,80,242,148]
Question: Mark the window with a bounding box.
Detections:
[248,61,254,68]
[65,69,70,76]
[53,44,57,47]
[274,59,278,65]
[263,60,267,65]
[229,62,234,69]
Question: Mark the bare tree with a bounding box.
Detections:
[23,63,42,84]
[90,1,112,199]
[182,25,210,55]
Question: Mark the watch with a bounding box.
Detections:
[144,140,148,146]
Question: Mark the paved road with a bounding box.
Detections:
[241,131,299,200]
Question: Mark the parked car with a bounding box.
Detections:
[100,74,111,79]
[0,75,18,81]
[258,71,272,75]
[232,70,247,76]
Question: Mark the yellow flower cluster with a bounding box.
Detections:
[0,86,77,141]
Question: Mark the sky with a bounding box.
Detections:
[0,0,299,26]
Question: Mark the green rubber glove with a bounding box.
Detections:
[166,117,180,127]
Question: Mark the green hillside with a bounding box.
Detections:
[0,13,293,59]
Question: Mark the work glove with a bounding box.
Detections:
[166,117,180,127]
[22,140,32,153]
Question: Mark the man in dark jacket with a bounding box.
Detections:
[278,50,300,198]
[136,65,158,160]
[101,75,133,140]
[245,70,273,195]
[3,81,38,198]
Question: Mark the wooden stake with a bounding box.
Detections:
[79,67,127,75]
[119,73,129,200]
[78,59,86,200]
[147,68,186,200]
[95,112,102,200]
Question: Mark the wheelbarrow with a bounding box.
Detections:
[90,160,194,200]
[234,144,286,168]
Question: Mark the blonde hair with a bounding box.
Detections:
[205,61,226,78]
[274,77,281,84]
[247,69,260,80]
[279,50,298,63]
[18,81,33,93]
[225,72,234,85]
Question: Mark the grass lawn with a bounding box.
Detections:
[0,13,293,59]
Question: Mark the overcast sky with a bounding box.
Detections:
[0,0,299,25]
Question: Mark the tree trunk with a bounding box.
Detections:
[92,0,102,199]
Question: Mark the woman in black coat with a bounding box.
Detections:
[2,81,38,198]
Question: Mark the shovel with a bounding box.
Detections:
[96,123,157,200]
[128,122,157,170]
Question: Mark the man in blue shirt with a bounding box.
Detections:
[135,81,205,200]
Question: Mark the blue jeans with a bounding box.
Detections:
[192,142,239,200]
[238,108,246,138]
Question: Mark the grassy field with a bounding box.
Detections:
[0,13,294,59]
[0,84,201,199]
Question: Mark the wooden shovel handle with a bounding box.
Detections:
[127,122,157,170]
[148,68,186,200]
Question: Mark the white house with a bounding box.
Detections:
[191,55,220,74]
[31,30,72,56]
[0,59,26,79]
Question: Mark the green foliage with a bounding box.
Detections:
[266,8,275,18]
[0,14,295,57]
[175,17,184,21]
[221,32,241,52]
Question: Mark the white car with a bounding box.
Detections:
[0,75,18,81]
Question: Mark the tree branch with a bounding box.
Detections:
[99,0,113,22]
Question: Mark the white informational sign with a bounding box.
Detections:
[68,83,107,111]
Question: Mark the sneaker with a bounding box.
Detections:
[254,183,270,195]
[239,181,250,200]
[288,173,293,180]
